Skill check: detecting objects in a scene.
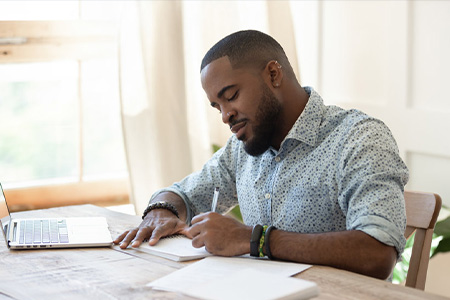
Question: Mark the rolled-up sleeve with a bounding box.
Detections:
[338,118,409,258]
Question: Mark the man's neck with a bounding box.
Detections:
[271,83,309,150]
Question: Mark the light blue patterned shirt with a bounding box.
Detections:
[152,87,409,256]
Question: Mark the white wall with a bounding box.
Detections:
[291,0,450,296]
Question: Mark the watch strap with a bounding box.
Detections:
[250,224,263,257]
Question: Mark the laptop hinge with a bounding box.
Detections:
[12,221,18,243]
[2,222,11,248]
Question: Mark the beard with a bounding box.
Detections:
[242,84,282,156]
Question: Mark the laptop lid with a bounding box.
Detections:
[0,183,12,248]
[0,183,113,249]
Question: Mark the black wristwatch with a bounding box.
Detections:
[250,224,263,257]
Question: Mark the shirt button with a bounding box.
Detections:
[275,156,281,162]
[265,193,271,199]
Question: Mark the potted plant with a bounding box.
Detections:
[393,205,450,284]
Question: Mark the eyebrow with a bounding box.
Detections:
[217,84,237,99]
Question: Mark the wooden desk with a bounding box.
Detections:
[0,205,447,300]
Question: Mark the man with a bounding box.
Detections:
[115,30,408,280]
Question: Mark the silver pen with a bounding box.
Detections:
[211,187,220,212]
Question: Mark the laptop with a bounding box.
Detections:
[0,183,113,249]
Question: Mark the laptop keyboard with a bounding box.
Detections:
[19,219,69,244]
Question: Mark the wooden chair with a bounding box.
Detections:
[404,191,442,290]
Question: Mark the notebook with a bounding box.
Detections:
[0,183,113,250]
[129,234,212,261]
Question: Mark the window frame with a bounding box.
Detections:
[0,20,129,212]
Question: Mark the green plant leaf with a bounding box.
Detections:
[393,236,413,284]
[431,237,450,257]
[226,205,243,223]
[212,144,222,154]
[405,233,415,248]
[434,216,450,238]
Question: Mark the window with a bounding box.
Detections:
[0,2,130,211]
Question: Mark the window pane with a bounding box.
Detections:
[0,61,79,185]
[0,59,128,186]
[81,59,127,179]
[80,1,125,21]
[0,1,79,20]
[0,1,125,21]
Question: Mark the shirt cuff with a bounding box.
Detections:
[350,215,406,260]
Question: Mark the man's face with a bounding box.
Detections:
[201,56,282,156]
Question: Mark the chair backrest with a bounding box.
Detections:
[404,191,442,290]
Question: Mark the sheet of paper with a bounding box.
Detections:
[147,256,312,293]
[130,235,212,261]
[183,268,319,300]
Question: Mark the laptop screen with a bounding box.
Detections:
[0,183,11,242]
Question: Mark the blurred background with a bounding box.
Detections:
[0,0,449,296]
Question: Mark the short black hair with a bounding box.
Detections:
[200,30,295,78]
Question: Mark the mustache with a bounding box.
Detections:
[229,118,248,130]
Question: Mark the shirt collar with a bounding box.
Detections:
[283,86,324,147]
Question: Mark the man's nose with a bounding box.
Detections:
[222,109,236,124]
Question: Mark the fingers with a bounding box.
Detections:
[131,227,152,247]
[148,226,165,246]
[187,213,252,256]
[148,222,190,245]
[191,233,206,249]
[189,212,218,237]
[122,228,143,249]
[113,230,129,244]
[115,219,190,249]
[114,227,150,249]
[114,228,137,249]
[186,221,202,238]
[180,227,193,239]
[187,215,209,249]
[190,212,210,225]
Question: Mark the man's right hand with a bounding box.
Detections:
[113,208,191,249]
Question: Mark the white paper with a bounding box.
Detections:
[183,268,319,300]
[130,235,212,261]
[147,256,312,294]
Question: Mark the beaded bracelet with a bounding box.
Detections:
[142,201,179,220]
[258,225,268,257]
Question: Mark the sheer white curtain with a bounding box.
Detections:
[119,1,299,214]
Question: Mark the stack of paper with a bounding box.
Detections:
[147,256,319,300]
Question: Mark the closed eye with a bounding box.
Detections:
[227,91,238,101]
[210,103,222,114]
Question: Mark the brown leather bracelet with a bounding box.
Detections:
[142,201,179,219]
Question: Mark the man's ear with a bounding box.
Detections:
[265,60,283,88]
